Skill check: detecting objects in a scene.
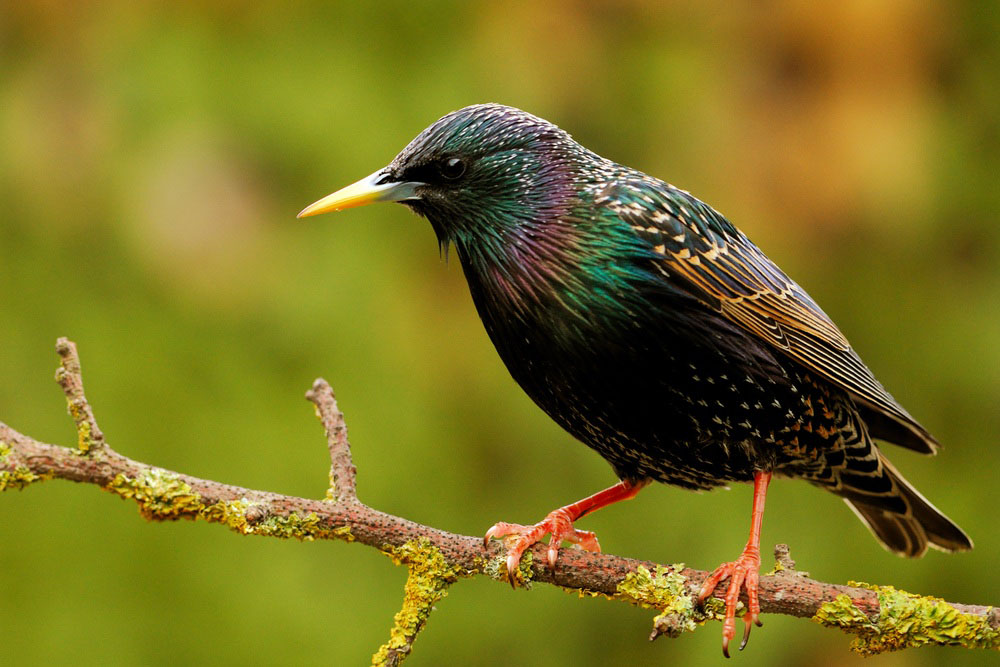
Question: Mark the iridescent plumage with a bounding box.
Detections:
[300,104,972,654]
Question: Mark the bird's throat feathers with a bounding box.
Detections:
[439,188,661,346]
[412,142,590,316]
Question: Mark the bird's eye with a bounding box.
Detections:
[439,157,466,180]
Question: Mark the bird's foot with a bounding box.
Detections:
[698,547,762,658]
[484,508,601,585]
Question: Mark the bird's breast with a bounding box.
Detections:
[457,249,825,487]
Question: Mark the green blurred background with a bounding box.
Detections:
[2,2,998,665]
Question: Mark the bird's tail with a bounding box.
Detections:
[806,399,973,557]
[841,452,972,557]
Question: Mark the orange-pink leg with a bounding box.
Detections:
[484,479,647,584]
[699,470,771,658]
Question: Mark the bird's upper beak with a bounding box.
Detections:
[297,168,424,218]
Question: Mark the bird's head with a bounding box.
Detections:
[298,104,594,252]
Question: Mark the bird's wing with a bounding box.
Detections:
[594,179,937,454]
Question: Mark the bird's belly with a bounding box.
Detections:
[494,328,824,490]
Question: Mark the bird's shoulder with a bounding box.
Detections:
[592,176,842,343]
[586,173,937,454]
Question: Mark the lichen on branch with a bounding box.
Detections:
[372,538,472,666]
[1,338,997,664]
[814,582,1000,654]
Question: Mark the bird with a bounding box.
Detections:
[298,103,972,656]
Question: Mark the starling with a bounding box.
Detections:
[299,104,972,656]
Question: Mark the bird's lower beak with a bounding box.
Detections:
[297,169,423,218]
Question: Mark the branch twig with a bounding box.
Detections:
[54,337,106,454]
[306,378,358,504]
[1,339,997,664]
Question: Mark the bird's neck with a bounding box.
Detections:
[451,205,659,353]
[453,218,576,314]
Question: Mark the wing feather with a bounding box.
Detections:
[596,179,938,454]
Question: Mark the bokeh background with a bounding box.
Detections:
[2,2,998,665]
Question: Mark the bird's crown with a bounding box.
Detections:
[391,103,571,168]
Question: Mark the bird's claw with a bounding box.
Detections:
[698,549,762,658]
[484,509,601,585]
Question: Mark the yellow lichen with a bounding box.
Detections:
[255,511,325,540]
[371,538,467,667]
[331,525,355,542]
[813,582,1000,654]
[57,387,101,454]
[103,472,358,543]
[202,498,255,533]
[615,565,702,636]
[0,441,53,491]
[0,465,51,491]
[483,551,533,588]
[105,469,202,520]
[74,419,97,454]
[324,469,337,502]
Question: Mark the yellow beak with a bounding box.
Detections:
[297,169,423,218]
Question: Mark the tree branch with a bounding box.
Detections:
[1,340,997,663]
